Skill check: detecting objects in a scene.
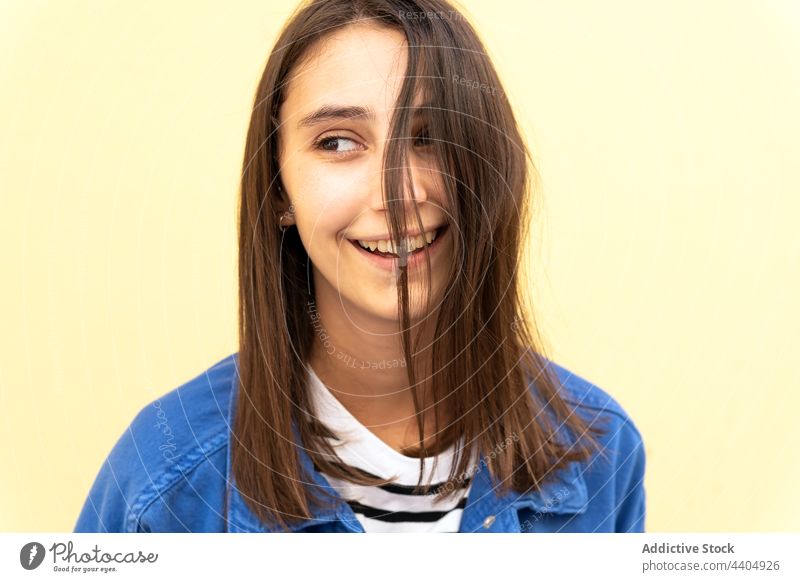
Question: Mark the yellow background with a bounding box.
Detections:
[1,0,798,531]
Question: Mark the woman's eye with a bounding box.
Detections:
[313,135,362,154]
[312,129,430,154]
[414,127,431,147]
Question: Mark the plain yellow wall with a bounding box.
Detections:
[1,0,798,532]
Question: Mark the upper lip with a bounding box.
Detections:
[347,223,446,242]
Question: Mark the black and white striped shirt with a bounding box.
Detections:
[307,365,475,532]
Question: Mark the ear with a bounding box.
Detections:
[275,186,295,227]
[273,180,291,213]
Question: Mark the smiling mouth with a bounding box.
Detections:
[347,224,450,258]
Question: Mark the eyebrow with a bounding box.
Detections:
[296,104,374,129]
[296,103,432,129]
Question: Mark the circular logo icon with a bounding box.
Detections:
[20,542,46,570]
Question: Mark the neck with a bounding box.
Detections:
[305,284,448,454]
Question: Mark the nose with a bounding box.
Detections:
[367,161,430,213]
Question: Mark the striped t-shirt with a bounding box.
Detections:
[307,365,475,532]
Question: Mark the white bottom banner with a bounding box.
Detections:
[1,533,796,581]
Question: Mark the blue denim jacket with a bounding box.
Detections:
[74,353,646,533]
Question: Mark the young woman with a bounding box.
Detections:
[75,0,646,533]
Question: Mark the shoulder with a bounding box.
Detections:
[545,360,633,420]
[74,353,239,532]
[543,358,646,466]
[531,358,647,531]
[140,352,238,455]
[125,351,237,479]
[540,359,644,447]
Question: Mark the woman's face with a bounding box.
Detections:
[276,23,453,326]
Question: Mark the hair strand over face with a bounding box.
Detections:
[232,0,609,532]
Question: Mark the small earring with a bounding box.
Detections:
[278,211,293,232]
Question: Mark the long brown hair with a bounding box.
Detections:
[233,0,608,532]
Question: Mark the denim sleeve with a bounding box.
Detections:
[73,423,143,533]
[74,397,230,533]
[613,420,647,532]
[73,400,169,533]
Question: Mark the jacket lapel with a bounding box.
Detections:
[225,366,588,533]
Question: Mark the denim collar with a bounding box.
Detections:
[224,362,588,532]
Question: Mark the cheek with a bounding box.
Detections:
[291,170,363,255]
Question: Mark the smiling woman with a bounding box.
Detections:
[274,28,454,324]
[75,0,646,534]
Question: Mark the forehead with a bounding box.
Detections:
[279,24,419,125]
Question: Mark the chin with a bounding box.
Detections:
[348,292,425,324]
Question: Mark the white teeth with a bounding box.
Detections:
[356,228,439,254]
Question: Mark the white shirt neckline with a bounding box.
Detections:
[306,364,473,485]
